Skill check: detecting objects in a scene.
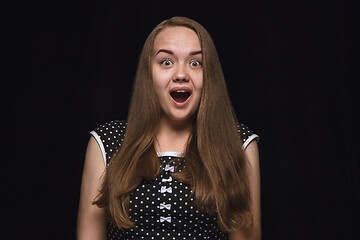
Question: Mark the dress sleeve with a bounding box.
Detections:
[237,123,259,150]
[90,120,127,166]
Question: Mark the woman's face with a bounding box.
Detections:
[152,26,203,123]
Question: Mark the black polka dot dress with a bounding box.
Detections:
[90,120,259,240]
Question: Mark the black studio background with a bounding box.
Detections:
[4,0,359,239]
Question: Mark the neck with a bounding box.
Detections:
[155,115,194,152]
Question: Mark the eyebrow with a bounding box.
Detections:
[156,49,202,56]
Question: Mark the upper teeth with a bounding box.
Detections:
[175,90,187,93]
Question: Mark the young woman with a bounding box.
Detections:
[77,16,261,240]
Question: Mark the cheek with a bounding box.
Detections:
[192,78,203,104]
[152,81,163,101]
[194,73,204,91]
[194,75,203,105]
[152,67,169,87]
[152,69,162,91]
[152,73,168,103]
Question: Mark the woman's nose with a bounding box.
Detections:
[173,64,189,82]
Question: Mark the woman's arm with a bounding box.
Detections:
[77,136,107,240]
[230,140,261,240]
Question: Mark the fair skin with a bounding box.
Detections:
[152,26,203,152]
[230,140,262,240]
[77,26,261,240]
[77,137,106,240]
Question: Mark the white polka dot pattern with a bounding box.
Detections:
[91,120,258,240]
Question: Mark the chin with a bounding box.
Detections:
[168,112,196,123]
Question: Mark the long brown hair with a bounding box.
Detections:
[94,16,252,232]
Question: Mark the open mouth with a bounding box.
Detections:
[170,90,191,103]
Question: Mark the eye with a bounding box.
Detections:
[160,59,173,67]
[190,60,202,68]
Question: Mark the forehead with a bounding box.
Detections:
[153,26,201,52]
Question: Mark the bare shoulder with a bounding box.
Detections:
[230,140,261,240]
[244,140,259,167]
[80,136,106,202]
[77,136,107,239]
[86,136,106,170]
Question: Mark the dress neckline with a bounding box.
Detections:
[157,151,183,157]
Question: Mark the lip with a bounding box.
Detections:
[169,86,192,107]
